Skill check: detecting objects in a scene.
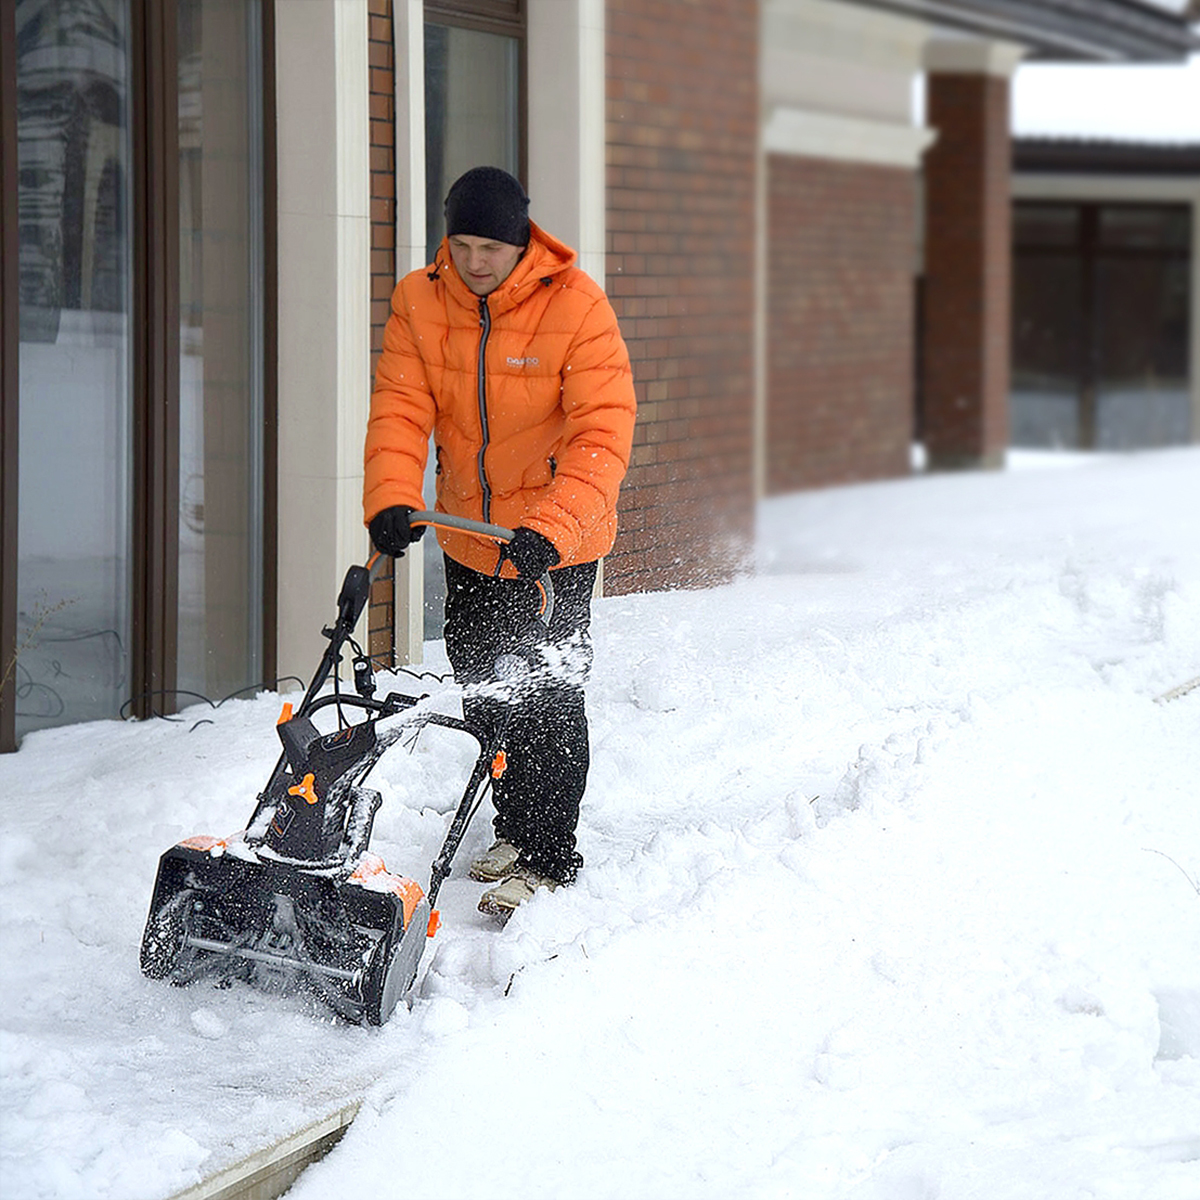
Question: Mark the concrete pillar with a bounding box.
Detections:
[388,0,427,666]
[920,40,1024,470]
[274,0,372,677]
[528,0,606,286]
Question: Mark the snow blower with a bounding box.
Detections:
[139,512,552,1025]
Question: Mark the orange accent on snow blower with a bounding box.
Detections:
[349,854,426,928]
[427,910,441,937]
[288,772,320,805]
[491,749,508,779]
[277,702,294,725]
[179,835,226,854]
[393,877,425,928]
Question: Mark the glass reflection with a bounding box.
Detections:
[175,0,264,704]
[16,0,132,734]
[422,20,520,635]
[1011,201,1192,451]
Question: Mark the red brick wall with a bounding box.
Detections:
[604,0,758,593]
[368,0,396,378]
[766,154,915,493]
[921,72,1011,469]
[367,0,395,664]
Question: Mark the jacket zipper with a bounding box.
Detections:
[476,296,493,522]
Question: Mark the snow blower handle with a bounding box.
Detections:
[335,564,372,634]
[408,510,555,629]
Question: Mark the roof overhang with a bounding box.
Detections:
[1014,136,1200,174]
[847,0,1198,61]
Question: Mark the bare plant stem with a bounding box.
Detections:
[0,597,76,715]
[1144,847,1200,898]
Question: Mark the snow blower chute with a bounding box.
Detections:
[139,512,552,1025]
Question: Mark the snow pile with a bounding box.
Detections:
[3,448,1200,1199]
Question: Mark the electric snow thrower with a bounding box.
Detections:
[139,512,552,1025]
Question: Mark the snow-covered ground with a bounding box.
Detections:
[3,448,1200,1200]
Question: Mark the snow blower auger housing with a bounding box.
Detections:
[139,512,552,1025]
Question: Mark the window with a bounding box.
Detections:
[420,0,524,634]
[1,0,273,749]
[12,0,135,732]
[424,20,521,264]
[175,0,267,703]
[1012,201,1192,451]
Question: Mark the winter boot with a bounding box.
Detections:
[478,867,559,918]
[468,839,522,883]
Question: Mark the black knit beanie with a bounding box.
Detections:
[443,166,530,247]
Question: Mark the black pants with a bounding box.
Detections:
[442,555,598,884]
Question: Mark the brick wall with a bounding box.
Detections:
[367,0,395,664]
[766,154,916,493]
[604,0,758,594]
[921,72,1011,469]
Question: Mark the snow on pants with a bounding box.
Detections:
[442,555,598,885]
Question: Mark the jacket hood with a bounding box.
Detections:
[430,220,578,315]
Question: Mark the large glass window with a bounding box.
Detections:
[424,21,520,265]
[1094,207,1191,448]
[1011,205,1083,448]
[7,0,267,744]
[15,0,134,734]
[421,10,522,633]
[1012,201,1192,451]
[176,0,264,702]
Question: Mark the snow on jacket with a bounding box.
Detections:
[364,222,637,577]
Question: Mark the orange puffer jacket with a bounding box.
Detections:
[364,222,637,577]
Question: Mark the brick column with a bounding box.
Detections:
[766,155,917,493]
[921,42,1023,470]
[366,0,397,667]
[605,0,758,593]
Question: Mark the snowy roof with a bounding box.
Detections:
[1012,52,1200,144]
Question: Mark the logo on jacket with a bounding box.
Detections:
[506,356,539,367]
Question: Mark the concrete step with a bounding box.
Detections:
[167,1101,361,1200]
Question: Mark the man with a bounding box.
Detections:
[363,166,636,916]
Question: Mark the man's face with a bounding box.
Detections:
[448,234,525,296]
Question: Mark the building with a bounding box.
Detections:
[1009,51,1200,451]
[2,0,1195,750]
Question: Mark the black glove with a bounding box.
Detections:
[501,527,560,578]
[368,506,426,557]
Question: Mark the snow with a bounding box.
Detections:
[1013,52,1200,143]
[3,447,1200,1200]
